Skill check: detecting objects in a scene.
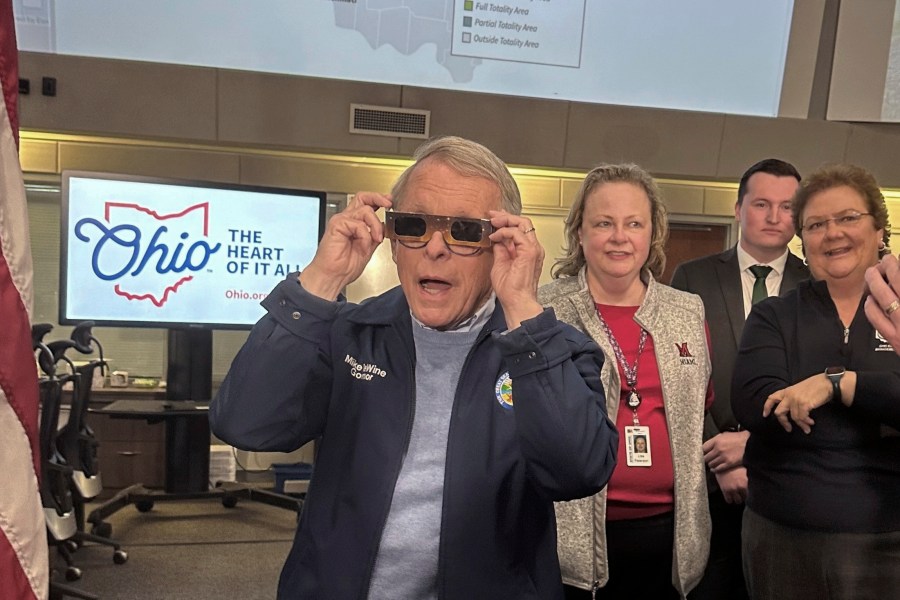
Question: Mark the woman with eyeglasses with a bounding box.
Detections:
[538,164,713,599]
[732,164,900,599]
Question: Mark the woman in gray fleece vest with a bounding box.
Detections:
[538,164,712,599]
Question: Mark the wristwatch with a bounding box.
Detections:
[824,366,845,404]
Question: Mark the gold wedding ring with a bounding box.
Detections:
[522,227,536,234]
[886,300,900,316]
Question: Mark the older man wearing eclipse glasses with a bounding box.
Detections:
[211,135,617,600]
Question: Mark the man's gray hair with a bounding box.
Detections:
[391,136,522,215]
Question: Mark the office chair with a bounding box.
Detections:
[33,324,124,597]
[34,324,80,582]
[53,322,127,560]
[35,326,98,600]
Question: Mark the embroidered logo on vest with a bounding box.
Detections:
[675,342,697,365]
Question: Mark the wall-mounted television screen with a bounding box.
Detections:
[60,171,326,329]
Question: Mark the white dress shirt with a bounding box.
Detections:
[736,245,790,318]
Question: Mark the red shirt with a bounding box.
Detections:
[597,304,674,521]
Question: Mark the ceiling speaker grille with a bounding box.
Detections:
[350,104,430,139]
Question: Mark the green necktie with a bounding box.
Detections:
[749,265,773,305]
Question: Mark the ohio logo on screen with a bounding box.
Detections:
[73,201,221,307]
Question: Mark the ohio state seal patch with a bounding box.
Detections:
[494,371,513,410]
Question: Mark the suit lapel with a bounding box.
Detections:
[779,253,808,293]
[715,247,746,347]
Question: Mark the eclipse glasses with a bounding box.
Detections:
[385,211,494,256]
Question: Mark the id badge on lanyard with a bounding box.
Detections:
[625,425,652,467]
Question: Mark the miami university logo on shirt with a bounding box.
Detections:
[675,342,696,365]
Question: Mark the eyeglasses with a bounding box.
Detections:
[384,211,494,256]
[800,211,873,234]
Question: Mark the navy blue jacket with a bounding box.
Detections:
[210,277,618,599]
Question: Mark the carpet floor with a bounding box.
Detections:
[54,497,298,599]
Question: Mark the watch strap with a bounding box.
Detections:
[825,367,844,404]
[830,376,842,404]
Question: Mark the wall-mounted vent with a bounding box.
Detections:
[349,104,430,139]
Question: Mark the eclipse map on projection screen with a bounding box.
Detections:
[14,0,795,117]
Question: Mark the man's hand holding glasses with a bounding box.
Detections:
[301,195,545,329]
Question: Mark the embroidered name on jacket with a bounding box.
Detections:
[675,342,697,365]
[344,354,387,380]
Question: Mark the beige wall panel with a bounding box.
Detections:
[515,176,563,210]
[531,213,569,283]
[658,183,704,215]
[57,142,240,182]
[718,115,849,179]
[240,154,404,194]
[244,155,564,211]
[18,52,217,141]
[345,240,401,304]
[886,198,900,253]
[564,104,725,177]
[553,177,707,216]
[845,125,900,187]
[560,179,584,209]
[218,71,403,154]
[20,139,58,173]
[398,88,569,168]
[704,187,739,217]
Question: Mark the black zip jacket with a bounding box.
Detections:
[732,278,900,533]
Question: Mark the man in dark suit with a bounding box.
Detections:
[671,159,807,600]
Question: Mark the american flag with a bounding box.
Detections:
[0,0,49,597]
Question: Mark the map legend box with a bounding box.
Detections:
[452,0,586,68]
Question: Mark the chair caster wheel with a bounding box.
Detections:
[65,566,82,581]
[92,521,112,538]
[222,495,238,508]
[64,540,79,553]
[135,500,154,512]
[113,550,128,564]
